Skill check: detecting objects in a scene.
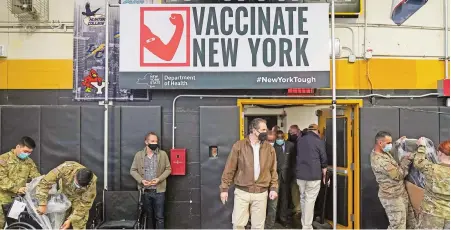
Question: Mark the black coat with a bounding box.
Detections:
[287,135,299,177]
[273,141,295,183]
[295,132,328,181]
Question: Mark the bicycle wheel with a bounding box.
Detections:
[5,222,37,230]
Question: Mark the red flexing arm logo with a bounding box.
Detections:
[141,13,184,61]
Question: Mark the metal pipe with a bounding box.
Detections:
[335,23,445,31]
[0,20,442,30]
[335,26,356,55]
[364,0,368,56]
[331,0,338,228]
[0,21,74,24]
[103,0,110,191]
[0,25,74,29]
[171,92,438,148]
[0,31,72,34]
[371,54,445,59]
[445,0,449,79]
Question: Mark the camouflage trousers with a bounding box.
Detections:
[0,196,13,229]
[380,193,417,229]
[418,212,450,229]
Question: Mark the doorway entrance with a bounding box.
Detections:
[236,99,362,229]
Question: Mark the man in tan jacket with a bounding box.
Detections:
[130,132,171,229]
[220,118,279,230]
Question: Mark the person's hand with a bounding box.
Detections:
[417,137,427,146]
[269,191,278,200]
[17,187,26,194]
[397,136,406,142]
[142,180,151,186]
[150,178,160,185]
[220,192,228,205]
[402,152,415,161]
[36,205,47,215]
[60,219,71,230]
[322,168,327,184]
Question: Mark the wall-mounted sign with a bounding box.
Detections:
[119,4,330,89]
[73,0,152,101]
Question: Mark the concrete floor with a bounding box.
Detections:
[245,214,303,229]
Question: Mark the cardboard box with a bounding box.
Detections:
[405,181,424,216]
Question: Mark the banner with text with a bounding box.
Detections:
[73,0,154,101]
[119,4,330,89]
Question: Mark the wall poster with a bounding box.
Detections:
[119,4,331,89]
[73,0,156,101]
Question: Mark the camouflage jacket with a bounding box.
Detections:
[36,161,97,229]
[414,146,450,219]
[371,149,411,199]
[0,150,40,199]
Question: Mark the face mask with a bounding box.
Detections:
[383,144,392,153]
[257,132,267,142]
[270,142,274,146]
[17,153,29,160]
[147,144,159,151]
[288,134,298,142]
[276,139,284,146]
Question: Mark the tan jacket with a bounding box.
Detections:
[220,137,278,193]
[130,148,172,193]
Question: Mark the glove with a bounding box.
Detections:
[417,137,427,146]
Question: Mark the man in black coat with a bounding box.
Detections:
[295,124,328,229]
[287,125,302,218]
[265,130,296,228]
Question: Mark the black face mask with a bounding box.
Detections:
[288,134,298,142]
[147,144,159,151]
[258,132,267,142]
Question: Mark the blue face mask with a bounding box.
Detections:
[276,139,285,146]
[383,144,392,153]
[17,153,29,160]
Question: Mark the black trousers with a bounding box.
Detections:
[142,189,165,229]
[277,177,291,221]
[265,176,291,228]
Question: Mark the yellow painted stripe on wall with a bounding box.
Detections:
[334,58,448,90]
[0,59,73,89]
[0,58,447,90]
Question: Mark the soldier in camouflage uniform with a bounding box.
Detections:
[414,138,450,229]
[370,131,417,229]
[36,161,97,230]
[0,136,40,228]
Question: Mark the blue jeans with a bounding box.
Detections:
[142,190,165,229]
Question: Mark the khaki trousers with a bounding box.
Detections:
[291,179,302,214]
[297,180,321,229]
[232,188,268,230]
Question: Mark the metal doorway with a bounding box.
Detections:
[237,99,362,229]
